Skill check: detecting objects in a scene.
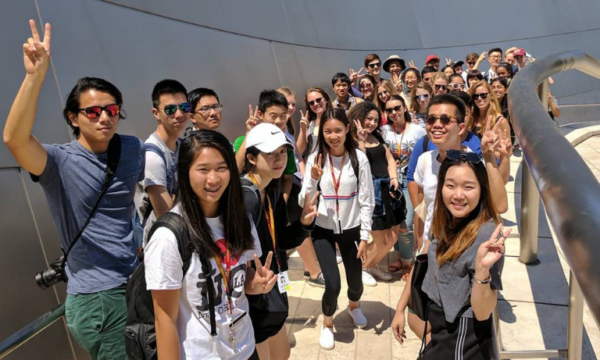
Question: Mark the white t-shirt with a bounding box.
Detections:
[381,124,427,159]
[144,207,262,360]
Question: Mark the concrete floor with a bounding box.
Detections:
[284,132,600,360]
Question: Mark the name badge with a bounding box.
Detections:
[278,271,290,294]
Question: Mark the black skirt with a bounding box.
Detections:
[372,187,406,230]
[421,303,499,360]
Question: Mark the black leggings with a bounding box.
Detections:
[312,226,363,316]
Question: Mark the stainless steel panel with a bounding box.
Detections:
[0,169,74,360]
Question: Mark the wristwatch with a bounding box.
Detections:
[473,275,492,285]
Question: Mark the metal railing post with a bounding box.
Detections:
[518,80,548,265]
[567,272,584,360]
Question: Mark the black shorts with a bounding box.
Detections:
[248,290,289,343]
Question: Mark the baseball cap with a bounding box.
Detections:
[514,48,526,56]
[426,54,440,64]
[245,123,293,153]
[453,60,465,68]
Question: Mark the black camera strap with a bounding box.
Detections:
[61,134,122,266]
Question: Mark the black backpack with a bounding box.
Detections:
[124,212,218,360]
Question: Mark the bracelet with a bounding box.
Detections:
[473,275,492,285]
[390,177,398,181]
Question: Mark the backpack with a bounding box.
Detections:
[124,212,218,360]
[240,177,281,225]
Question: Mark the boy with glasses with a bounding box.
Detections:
[188,87,223,131]
[364,53,386,84]
[138,80,189,242]
[485,48,503,82]
[4,21,145,359]
[463,52,480,82]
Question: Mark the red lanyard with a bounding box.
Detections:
[392,123,406,159]
[214,249,233,314]
[328,152,347,213]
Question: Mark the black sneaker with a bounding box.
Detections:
[303,271,310,280]
[307,272,326,288]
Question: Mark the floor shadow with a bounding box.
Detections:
[497,293,517,324]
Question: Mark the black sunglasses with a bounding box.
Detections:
[446,149,482,164]
[308,97,324,107]
[467,62,476,66]
[434,84,448,90]
[163,102,191,116]
[385,105,404,114]
[425,114,457,125]
[79,104,120,119]
[472,93,489,101]
[368,62,381,69]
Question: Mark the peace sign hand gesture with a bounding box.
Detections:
[251,252,277,294]
[353,119,368,142]
[408,60,417,69]
[23,20,51,79]
[246,105,260,132]
[300,191,320,226]
[445,58,453,66]
[299,110,309,132]
[311,154,324,180]
[481,116,503,155]
[497,129,513,158]
[349,67,365,83]
[476,224,511,271]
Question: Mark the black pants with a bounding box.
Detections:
[312,226,363,316]
[248,348,259,359]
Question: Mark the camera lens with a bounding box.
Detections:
[35,267,61,290]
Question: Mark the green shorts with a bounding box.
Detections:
[65,287,128,360]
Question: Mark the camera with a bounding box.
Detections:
[35,256,68,290]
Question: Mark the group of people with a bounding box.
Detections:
[3,20,549,360]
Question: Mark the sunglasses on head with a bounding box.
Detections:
[163,102,191,116]
[385,105,404,114]
[308,97,324,107]
[434,84,448,90]
[368,62,381,69]
[446,149,482,164]
[416,94,429,101]
[425,114,457,125]
[79,104,120,119]
[472,93,489,101]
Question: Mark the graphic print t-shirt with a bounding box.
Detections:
[144,207,262,360]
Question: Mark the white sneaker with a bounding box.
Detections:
[320,325,335,350]
[368,266,393,281]
[347,306,368,328]
[336,249,343,264]
[362,270,377,287]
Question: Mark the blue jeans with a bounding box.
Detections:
[394,178,414,262]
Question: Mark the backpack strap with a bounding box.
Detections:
[422,135,430,153]
[240,177,262,226]
[147,213,217,336]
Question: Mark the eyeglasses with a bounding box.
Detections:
[385,105,404,114]
[195,104,223,114]
[360,83,373,90]
[449,83,466,90]
[425,114,457,125]
[163,102,191,116]
[467,62,476,66]
[434,84,448,90]
[489,55,502,59]
[308,97,324,107]
[472,93,489,101]
[446,149,482,164]
[368,62,381,69]
[79,104,120,119]
[416,94,429,101]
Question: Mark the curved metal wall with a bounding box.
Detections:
[1,0,600,358]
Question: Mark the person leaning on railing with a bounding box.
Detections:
[3,20,145,359]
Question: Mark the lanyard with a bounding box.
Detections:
[247,172,280,271]
[328,151,347,214]
[392,123,406,159]
[214,249,233,315]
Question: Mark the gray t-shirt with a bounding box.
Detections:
[137,133,179,243]
[35,135,145,294]
[422,219,504,323]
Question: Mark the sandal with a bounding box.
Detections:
[400,262,413,281]
[388,259,402,273]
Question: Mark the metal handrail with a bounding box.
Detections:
[0,303,65,359]
[504,50,600,359]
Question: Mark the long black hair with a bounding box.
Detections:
[347,101,385,143]
[316,108,359,173]
[176,130,254,258]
